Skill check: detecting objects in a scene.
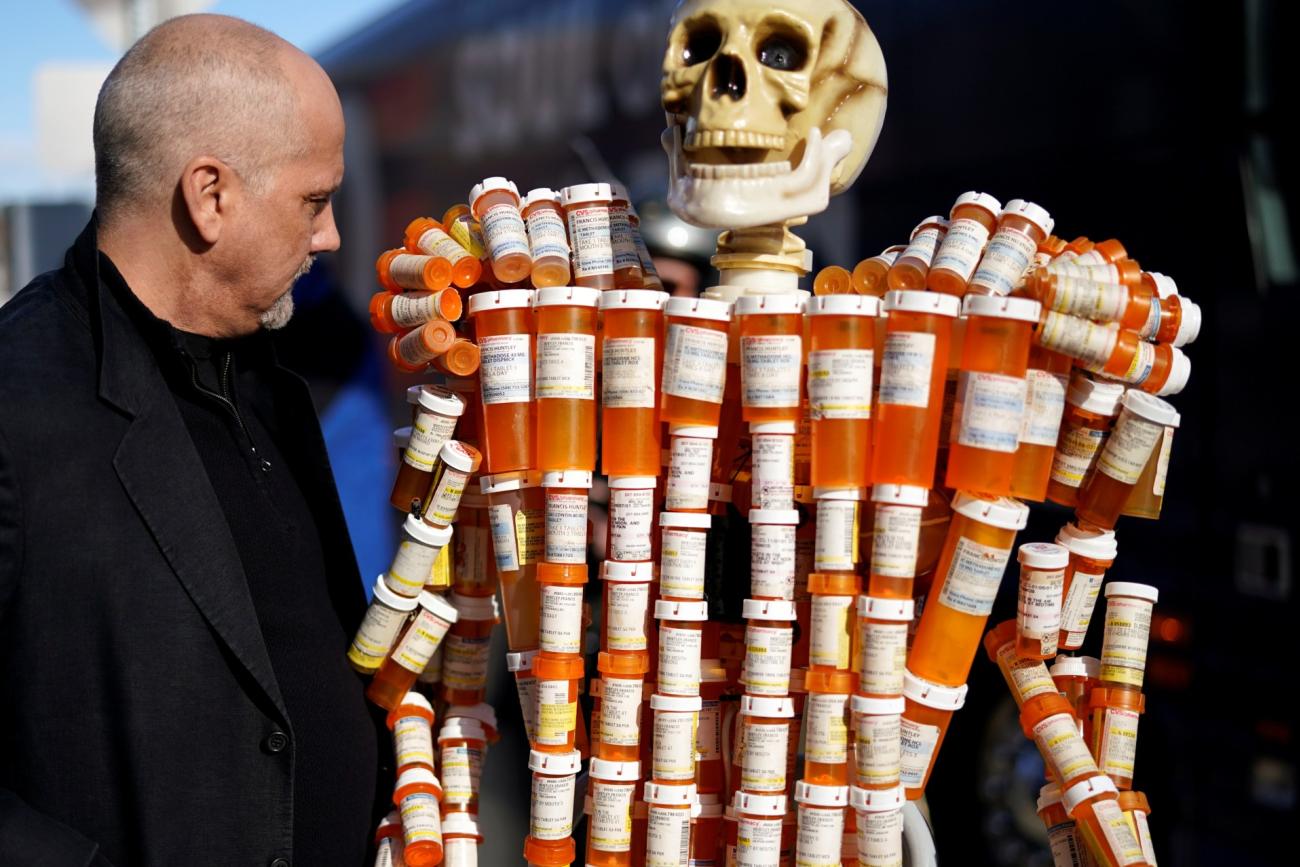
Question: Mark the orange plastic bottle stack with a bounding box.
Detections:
[533,287,600,472]
[600,290,668,476]
[1075,392,1180,530]
[521,188,572,289]
[807,295,880,489]
[470,177,532,284]
[1046,375,1126,508]
[561,183,616,290]
[468,289,535,474]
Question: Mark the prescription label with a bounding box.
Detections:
[609,487,655,561]
[971,229,1038,296]
[1052,276,1129,321]
[646,806,692,867]
[478,333,531,405]
[488,504,520,572]
[567,205,614,278]
[425,466,471,525]
[609,204,641,271]
[899,717,940,789]
[698,699,722,761]
[859,621,908,696]
[996,643,1056,702]
[954,371,1027,453]
[1047,824,1086,867]
[539,584,584,655]
[1097,410,1163,486]
[605,581,651,652]
[481,202,530,259]
[441,633,492,691]
[530,772,576,839]
[901,225,944,269]
[1019,370,1068,447]
[414,225,476,264]
[663,324,728,404]
[386,539,437,596]
[347,601,409,667]
[1060,569,1105,647]
[879,331,936,407]
[1092,799,1147,866]
[393,715,434,770]
[808,349,873,419]
[536,332,595,400]
[603,336,656,409]
[657,626,702,695]
[804,692,849,764]
[931,217,990,281]
[752,434,795,509]
[447,215,486,259]
[1036,312,1117,366]
[1033,713,1096,782]
[543,491,588,564]
[1051,426,1107,487]
[854,714,902,786]
[796,803,845,866]
[857,807,904,867]
[660,528,707,599]
[666,436,712,510]
[1101,597,1154,687]
[937,536,1013,616]
[525,206,570,260]
[740,334,802,408]
[391,607,453,673]
[590,780,635,852]
[751,524,797,599]
[536,679,577,745]
[652,709,698,780]
[387,290,441,330]
[1153,426,1174,496]
[405,409,459,471]
[871,505,922,578]
[739,721,789,792]
[1098,708,1140,780]
[742,624,793,696]
[600,676,644,746]
[736,816,783,867]
[515,507,544,566]
[440,742,484,803]
[815,500,858,572]
[1018,567,1065,642]
[809,595,854,669]
[399,792,443,845]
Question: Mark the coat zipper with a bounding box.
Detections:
[191,352,272,472]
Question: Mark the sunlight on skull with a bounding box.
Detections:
[661,0,888,229]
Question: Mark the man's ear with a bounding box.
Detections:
[178,155,237,245]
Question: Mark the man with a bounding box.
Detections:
[0,15,384,866]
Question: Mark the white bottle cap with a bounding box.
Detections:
[1001,199,1054,236]
[749,421,797,435]
[372,576,421,611]
[807,295,881,317]
[1120,390,1181,427]
[951,191,1003,219]
[445,702,498,731]
[645,781,697,806]
[742,598,797,620]
[540,470,594,489]
[1066,375,1126,415]
[650,693,703,712]
[851,695,906,716]
[438,719,487,743]
[659,511,712,530]
[600,560,654,583]
[732,791,786,817]
[1055,522,1118,561]
[589,758,641,781]
[393,426,412,451]
[1148,272,1179,298]
[479,470,541,494]
[849,785,906,813]
[1156,349,1191,397]
[734,293,806,316]
[961,294,1042,324]
[416,384,467,417]
[438,440,481,473]
[441,811,481,838]
[395,767,441,793]
[529,749,582,775]
[1105,582,1159,604]
[450,592,499,621]
[1017,542,1070,570]
[794,781,850,807]
[560,183,613,206]
[910,216,948,237]
[1080,656,1101,679]
[870,484,929,508]
[608,475,658,489]
[1173,298,1201,347]
[883,290,961,318]
[417,591,460,624]
[521,187,560,209]
[857,596,915,622]
[533,285,601,309]
[393,691,434,715]
[1061,775,1118,815]
[951,492,1029,530]
[665,296,733,322]
[506,651,540,675]
[1036,783,1064,812]
[599,289,669,311]
[814,486,867,501]
[468,288,535,315]
[469,176,519,209]
[748,509,801,526]
[902,670,968,711]
[1049,656,1090,680]
[608,181,631,202]
[654,599,709,621]
[403,514,454,547]
[405,384,424,406]
[740,694,795,718]
[670,424,720,438]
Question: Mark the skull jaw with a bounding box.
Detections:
[663,123,853,230]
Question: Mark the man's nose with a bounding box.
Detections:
[312,203,341,254]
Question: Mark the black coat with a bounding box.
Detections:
[0,223,377,866]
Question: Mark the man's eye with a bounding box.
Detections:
[309,198,329,214]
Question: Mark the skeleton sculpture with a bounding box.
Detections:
[661,0,887,292]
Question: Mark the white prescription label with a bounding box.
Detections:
[530,772,576,840]
[857,808,904,867]
[742,624,793,696]
[971,229,1038,296]
[1153,426,1174,496]
[937,536,1013,617]
[900,226,944,269]
[954,371,1027,453]
[405,409,459,471]
[393,715,434,770]
[1098,708,1140,780]
[386,539,437,596]
[1036,312,1117,366]
[663,324,728,404]
[525,206,569,261]
[536,679,577,745]
[609,204,641,271]
[996,643,1057,703]
[1051,276,1129,321]
[660,528,708,599]
[666,436,713,510]
[603,337,657,409]
[646,806,693,867]
[1034,713,1097,782]
[539,584,584,655]
[605,581,651,652]
[567,205,614,278]
[536,332,595,400]
[590,780,635,853]
[426,466,471,525]
[871,504,922,579]
[698,699,721,761]
[1050,426,1107,487]
[600,676,644,746]
[1097,410,1163,486]
[810,594,854,670]
[879,332,936,408]
[481,202,530,259]
[796,803,845,866]
[414,225,475,264]
[1060,569,1105,647]
[609,487,655,561]
[804,692,849,764]
[348,600,410,667]
[736,816,784,867]
[1092,798,1147,866]
[931,217,991,282]
[1047,822,1086,867]
[392,607,453,673]
[1134,808,1158,866]
[400,791,443,845]
[1101,597,1154,687]
[652,708,698,780]
[543,491,588,564]
[658,625,702,696]
[440,742,484,803]
[387,292,443,329]
[815,499,858,572]
[441,632,492,691]
[751,524,797,599]
[752,434,795,509]
[738,721,789,792]
[854,713,902,786]
[488,503,520,573]
[859,621,909,696]
[478,333,532,405]
[1019,370,1068,447]
[1018,567,1065,643]
[808,349,873,420]
[741,334,802,408]
[899,717,940,789]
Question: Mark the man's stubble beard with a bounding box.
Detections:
[258,255,315,331]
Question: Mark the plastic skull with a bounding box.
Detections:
[661,0,887,229]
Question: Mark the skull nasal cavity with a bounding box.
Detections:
[710,54,746,101]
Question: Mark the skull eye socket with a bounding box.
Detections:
[757,32,807,72]
[682,20,722,66]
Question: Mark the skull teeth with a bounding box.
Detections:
[684,130,786,151]
[687,161,792,180]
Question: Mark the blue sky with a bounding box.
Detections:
[0,0,404,203]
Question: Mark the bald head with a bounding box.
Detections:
[93,14,316,225]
